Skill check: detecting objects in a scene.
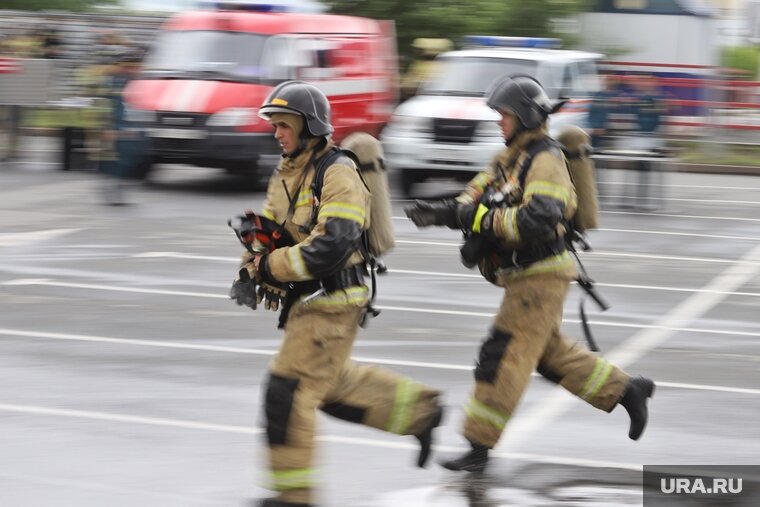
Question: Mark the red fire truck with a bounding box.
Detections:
[124,2,398,180]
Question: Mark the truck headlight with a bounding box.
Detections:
[207,108,258,128]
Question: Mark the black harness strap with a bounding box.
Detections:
[311,148,380,327]
[518,137,609,352]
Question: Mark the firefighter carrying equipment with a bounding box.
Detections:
[308,134,395,326]
[340,132,395,258]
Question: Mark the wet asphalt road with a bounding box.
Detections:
[0,154,759,507]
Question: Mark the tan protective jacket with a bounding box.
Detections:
[457,126,578,282]
[261,139,371,286]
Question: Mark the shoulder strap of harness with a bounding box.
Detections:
[311,146,362,201]
[517,137,562,188]
[310,146,381,326]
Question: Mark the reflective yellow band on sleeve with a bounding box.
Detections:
[287,247,311,279]
[501,207,520,241]
[524,181,575,208]
[471,172,494,193]
[465,398,510,430]
[472,203,490,233]
[386,378,422,434]
[318,202,366,225]
[261,209,276,221]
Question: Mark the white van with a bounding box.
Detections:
[381,36,602,195]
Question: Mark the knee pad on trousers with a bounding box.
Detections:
[320,402,366,424]
[537,362,562,384]
[265,373,299,445]
[474,328,512,384]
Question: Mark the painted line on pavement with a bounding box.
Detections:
[1,328,759,396]
[4,278,760,336]
[0,402,661,473]
[138,247,760,267]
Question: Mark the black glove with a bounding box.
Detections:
[404,199,458,228]
[257,281,288,312]
[229,268,257,310]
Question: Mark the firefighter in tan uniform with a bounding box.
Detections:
[405,75,655,473]
[233,81,443,507]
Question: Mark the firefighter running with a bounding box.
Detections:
[232,81,443,507]
[405,74,655,474]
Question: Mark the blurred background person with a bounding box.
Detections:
[587,72,620,152]
[399,38,452,101]
[629,74,668,209]
[99,50,144,206]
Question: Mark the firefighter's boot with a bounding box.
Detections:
[620,375,655,441]
[415,405,444,468]
[440,440,489,473]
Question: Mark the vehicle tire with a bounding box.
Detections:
[401,169,422,197]
[128,157,153,180]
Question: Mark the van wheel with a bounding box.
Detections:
[128,158,153,180]
[401,169,422,197]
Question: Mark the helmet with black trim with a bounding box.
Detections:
[258,80,333,137]
[486,74,564,129]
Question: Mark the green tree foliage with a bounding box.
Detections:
[722,46,760,79]
[325,0,589,65]
[0,0,116,11]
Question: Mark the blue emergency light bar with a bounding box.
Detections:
[198,0,290,12]
[463,35,562,49]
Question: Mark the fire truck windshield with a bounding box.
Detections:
[420,57,542,97]
[143,30,271,82]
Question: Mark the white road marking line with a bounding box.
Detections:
[0,228,81,247]
[0,403,262,434]
[2,279,229,299]
[602,195,760,206]
[0,403,673,472]
[496,242,760,451]
[1,328,758,396]
[131,249,760,279]
[602,210,760,223]
[4,279,760,336]
[598,227,759,242]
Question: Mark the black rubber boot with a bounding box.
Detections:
[620,375,655,440]
[440,440,489,473]
[415,405,444,468]
[259,499,311,507]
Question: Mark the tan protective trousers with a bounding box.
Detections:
[265,303,440,505]
[463,274,630,448]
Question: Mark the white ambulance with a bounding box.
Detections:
[380,36,602,196]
